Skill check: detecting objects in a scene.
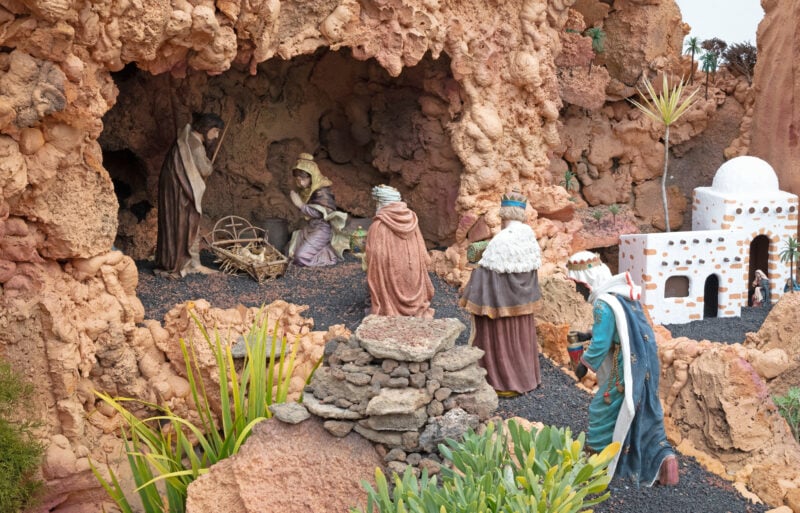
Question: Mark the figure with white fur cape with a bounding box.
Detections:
[459,190,542,396]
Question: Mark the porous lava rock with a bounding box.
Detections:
[185,417,383,513]
[657,297,800,511]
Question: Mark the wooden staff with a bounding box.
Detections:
[210,112,234,165]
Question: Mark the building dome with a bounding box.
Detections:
[711,156,779,195]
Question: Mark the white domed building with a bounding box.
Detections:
[620,156,799,324]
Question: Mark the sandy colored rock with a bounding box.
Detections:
[186,418,383,513]
[19,127,45,154]
[658,334,800,510]
[634,181,687,231]
[532,274,593,331]
[158,299,329,407]
[745,292,800,397]
[537,321,571,366]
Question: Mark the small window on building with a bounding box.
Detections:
[665,276,690,298]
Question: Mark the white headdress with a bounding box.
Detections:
[567,251,640,304]
[372,185,402,210]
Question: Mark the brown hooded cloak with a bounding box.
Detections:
[366,202,434,317]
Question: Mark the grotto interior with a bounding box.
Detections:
[99,48,464,261]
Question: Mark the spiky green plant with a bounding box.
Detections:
[774,387,800,443]
[91,309,314,513]
[608,204,620,225]
[592,209,605,222]
[352,420,619,513]
[560,169,577,192]
[585,27,606,75]
[628,75,699,233]
[0,361,44,512]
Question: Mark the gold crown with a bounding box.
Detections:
[566,253,603,271]
[500,189,527,208]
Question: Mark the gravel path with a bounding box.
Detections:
[136,252,771,513]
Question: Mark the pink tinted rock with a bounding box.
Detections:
[466,215,491,242]
[186,418,383,513]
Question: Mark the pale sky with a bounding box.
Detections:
[675,0,763,45]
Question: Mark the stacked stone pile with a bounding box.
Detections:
[303,315,498,475]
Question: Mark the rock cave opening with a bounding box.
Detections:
[99,48,463,261]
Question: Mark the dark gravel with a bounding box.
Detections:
[136,252,771,513]
[663,305,771,344]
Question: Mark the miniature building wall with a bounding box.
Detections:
[620,230,743,325]
[620,156,799,325]
[692,187,798,296]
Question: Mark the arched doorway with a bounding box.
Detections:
[703,274,719,318]
[748,235,770,306]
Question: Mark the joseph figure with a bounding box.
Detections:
[155,113,225,278]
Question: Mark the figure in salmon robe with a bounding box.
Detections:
[365,185,434,317]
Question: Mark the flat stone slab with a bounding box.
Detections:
[432,346,484,371]
[440,364,487,393]
[303,394,363,420]
[365,408,428,432]
[269,402,310,424]
[366,387,432,416]
[355,316,465,362]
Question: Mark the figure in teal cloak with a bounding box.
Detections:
[567,251,679,487]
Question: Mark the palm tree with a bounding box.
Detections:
[780,236,800,291]
[684,37,701,84]
[700,52,717,100]
[585,27,606,75]
[628,75,699,232]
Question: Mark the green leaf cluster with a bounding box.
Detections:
[0,361,44,513]
[91,309,317,513]
[560,169,577,192]
[352,420,619,513]
[628,75,698,128]
[779,236,800,286]
[628,74,698,233]
[774,387,800,444]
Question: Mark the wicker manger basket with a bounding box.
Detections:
[204,215,288,283]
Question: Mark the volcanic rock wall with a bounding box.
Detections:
[0,1,577,509]
[0,0,770,510]
[656,294,800,510]
[749,0,800,200]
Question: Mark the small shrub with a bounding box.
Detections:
[591,209,605,222]
[560,169,577,192]
[774,387,800,443]
[0,362,44,513]
[352,420,618,513]
[92,308,318,513]
[608,204,620,225]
